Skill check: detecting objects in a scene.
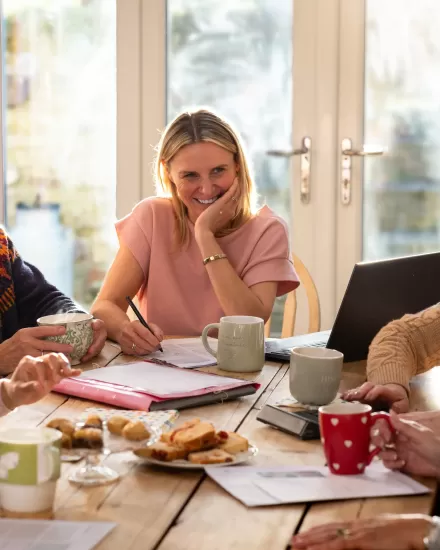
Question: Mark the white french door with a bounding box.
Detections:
[336,0,440,305]
[141,0,341,334]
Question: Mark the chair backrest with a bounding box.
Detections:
[264,254,321,338]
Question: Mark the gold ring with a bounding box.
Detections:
[336,528,351,538]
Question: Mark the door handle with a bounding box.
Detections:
[266,136,312,203]
[341,138,385,205]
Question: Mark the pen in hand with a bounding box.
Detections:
[125,296,164,353]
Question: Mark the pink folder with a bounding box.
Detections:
[53,371,260,411]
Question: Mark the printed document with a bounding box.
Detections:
[206,463,430,507]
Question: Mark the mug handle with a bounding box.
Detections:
[201,323,220,358]
[366,411,395,465]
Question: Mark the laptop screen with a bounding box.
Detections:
[327,252,440,361]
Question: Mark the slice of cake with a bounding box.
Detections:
[188,449,234,465]
[134,442,188,462]
[172,421,217,452]
[161,418,201,444]
[217,432,249,454]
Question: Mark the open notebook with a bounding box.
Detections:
[54,361,259,411]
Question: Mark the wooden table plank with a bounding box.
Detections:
[42,354,285,550]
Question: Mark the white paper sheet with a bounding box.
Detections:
[0,518,115,550]
[80,361,246,396]
[142,338,217,368]
[206,463,430,507]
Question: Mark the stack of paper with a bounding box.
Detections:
[0,519,115,549]
[141,337,217,368]
[206,463,430,507]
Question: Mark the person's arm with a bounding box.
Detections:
[367,304,440,392]
[195,229,277,321]
[12,254,83,329]
[91,244,144,341]
[91,245,162,354]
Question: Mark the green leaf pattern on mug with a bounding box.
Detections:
[46,321,93,365]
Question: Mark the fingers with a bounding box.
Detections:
[390,413,431,439]
[34,338,73,354]
[380,448,406,471]
[292,522,357,549]
[81,319,107,362]
[119,321,163,355]
[27,326,67,338]
[148,322,164,342]
[342,382,374,401]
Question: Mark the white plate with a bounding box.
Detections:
[135,444,258,470]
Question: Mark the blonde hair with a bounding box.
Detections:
[154,108,258,246]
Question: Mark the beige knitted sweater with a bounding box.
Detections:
[367,304,440,392]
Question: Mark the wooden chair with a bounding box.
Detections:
[264,254,321,338]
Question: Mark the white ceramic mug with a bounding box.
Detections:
[289,347,344,405]
[202,316,265,373]
[0,427,61,518]
[37,312,93,365]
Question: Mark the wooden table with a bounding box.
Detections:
[3,342,439,550]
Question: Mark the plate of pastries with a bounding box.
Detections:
[134,418,257,468]
[46,413,157,460]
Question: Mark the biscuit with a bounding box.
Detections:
[83,414,103,430]
[122,420,151,442]
[172,421,217,452]
[188,449,234,464]
[46,418,75,437]
[107,415,130,435]
[72,428,103,449]
[218,432,249,454]
[61,433,72,449]
[134,442,188,462]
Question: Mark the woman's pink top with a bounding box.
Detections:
[116,197,299,336]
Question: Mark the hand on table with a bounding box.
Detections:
[342,382,409,413]
[1,353,81,410]
[0,327,74,374]
[118,320,164,355]
[291,514,433,550]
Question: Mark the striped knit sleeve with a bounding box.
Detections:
[367,304,440,392]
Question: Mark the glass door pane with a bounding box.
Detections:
[167,0,293,226]
[167,0,293,334]
[363,0,440,260]
[3,0,116,308]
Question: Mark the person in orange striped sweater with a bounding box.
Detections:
[342,303,440,413]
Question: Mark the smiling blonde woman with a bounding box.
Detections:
[92,108,299,355]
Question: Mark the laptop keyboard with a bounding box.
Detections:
[265,340,326,353]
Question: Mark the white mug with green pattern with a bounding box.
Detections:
[0,427,62,517]
[37,312,94,365]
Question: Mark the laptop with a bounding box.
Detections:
[265,251,440,363]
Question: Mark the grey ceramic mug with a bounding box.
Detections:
[289,347,344,405]
[201,316,265,373]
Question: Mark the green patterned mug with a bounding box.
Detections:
[0,427,62,517]
[37,312,94,365]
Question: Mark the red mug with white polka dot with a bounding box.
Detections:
[319,403,394,475]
